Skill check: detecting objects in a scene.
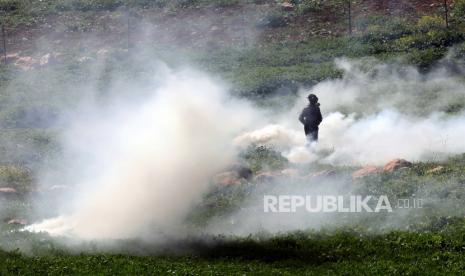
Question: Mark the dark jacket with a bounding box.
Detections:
[299,103,322,129]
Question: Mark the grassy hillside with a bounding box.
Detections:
[2,0,465,274]
[3,227,465,274]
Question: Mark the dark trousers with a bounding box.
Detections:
[304,125,318,142]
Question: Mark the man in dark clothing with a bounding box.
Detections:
[299,94,322,142]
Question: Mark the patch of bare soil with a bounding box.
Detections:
[1,0,447,59]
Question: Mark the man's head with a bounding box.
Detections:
[307,94,318,105]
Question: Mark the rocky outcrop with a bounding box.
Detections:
[253,171,283,183]
[280,168,300,178]
[352,166,382,179]
[8,52,61,70]
[310,169,337,178]
[7,219,27,226]
[213,171,243,186]
[383,159,413,172]
[213,164,253,186]
[0,187,17,194]
[281,2,295,11]
[353,159,413,179]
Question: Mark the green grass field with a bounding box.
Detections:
[2,0,465,274]
[2,153,465,274]
[2,230,465,275]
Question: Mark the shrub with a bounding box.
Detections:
[172,0,199,8]
[257,12,288,28]
[451,0,465,22]
[127,0,170,8]
[417,15,445,32]
[0,165,32,193]
[0,0,19,11]
[54,0,125,12]
[204,0,240,8]
[358,18,413,45]
[406,48,446,69]
[239,145,288,172]
[0,105,58,129]
[450,41,465,58]
[297,0,324,14]
[354,15,390,31]
[393,29,463,52]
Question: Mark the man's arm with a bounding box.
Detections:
[299,109,306,124]
[316,107,322,125]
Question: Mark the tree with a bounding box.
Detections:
[348,0,352,34]
[443,0,449,28]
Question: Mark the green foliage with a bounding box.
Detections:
[451,0,465,23]
[0,0,243,19]
[4,222,465,274]
[240,145,288,172]
[0,165,31,193]
[353,15,464,69]
[205,0,239,8]
[3,152,465,274]
[405,48,447,69]
[53,0,124,12]
[293,0,352,16]
[257,11,289,28]
[1,3,465,274]
[195,38,361,98]
[450,40,465,58]
[296,0,325,13]
[0,0,19,11]
[125,0,168,8]
[417,15,446,32]
[357,18,413,48]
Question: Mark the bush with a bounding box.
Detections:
[354,15,391,31]
[127,0,170,8]
[0,165,32,193]
[450,41,465,58]
[357,18,413,45]
[393,30,463,52]
[0,0,19,11]
[417,15,445,32]
[406,48,446,69]
[451,0,465,22]
[0,105,58,129]
[172,0,199,8]
[297,0,324,14]
[204,0,239,8]
[54,0,125,12]
[239,145,288,172]
[257,12,288,28]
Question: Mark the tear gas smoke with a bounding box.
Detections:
[26,57,465,241]
[27,69,257,240]
[237,58,465,165]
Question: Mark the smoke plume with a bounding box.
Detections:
[238,57,465,165]
[27,68,257,240]
[25,56,465,241]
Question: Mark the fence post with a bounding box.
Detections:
[348,0,352,34]
[2,24,6,65]
[443,0,449,28]
[242,9,247,47]
[127,9,130,51]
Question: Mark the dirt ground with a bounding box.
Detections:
[1,0,448,59]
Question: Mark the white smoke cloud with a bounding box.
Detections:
[24,56,465,241]
[27,68,258,240]
[238,58,465,165]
